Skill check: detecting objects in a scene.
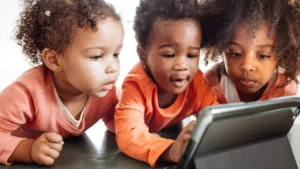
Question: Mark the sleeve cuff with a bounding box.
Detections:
[148,139,175,167]
[0,136,26,165]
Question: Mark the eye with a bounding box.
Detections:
[90,55,103,60]
[226,52,242,58]
[187,54,198,58]
[162,53,175,58]
[113,53,120,57]
[257,54,271,59]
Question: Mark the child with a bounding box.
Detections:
[114,0,218,167]
[200,0,300,103]
[0,0,124,165]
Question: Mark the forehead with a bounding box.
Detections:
[232,22,275,46]
[149,18,201,43]
[70,18,123,47]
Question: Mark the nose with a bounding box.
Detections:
[173,57,188,71]
[105,58,119,74]
[240,55,255,72]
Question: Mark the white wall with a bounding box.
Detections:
[0,0,31,90]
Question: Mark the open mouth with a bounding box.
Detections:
[170,76,190,87]
[171,79,186,87]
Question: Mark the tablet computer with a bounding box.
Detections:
[177,95,300,169]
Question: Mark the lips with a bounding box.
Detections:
[102,79,116,90]
[239,77,256,87]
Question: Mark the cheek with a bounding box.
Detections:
[147,60,169,84]
[66,60,103,80]
[147,57,164,73]
[224,58,236,74]
[188,59,200,74]
[151,64,168,79]
[261,62,277,79]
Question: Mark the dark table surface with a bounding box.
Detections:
[1,117,300,169]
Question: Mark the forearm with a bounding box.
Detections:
[8,139,35,163]
[103,119,115,134]
[157,144,173,163]
[116,128,174,167]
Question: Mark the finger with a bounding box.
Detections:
[181,121,196,134]
[185,121,196,132]
[48,142,63,152]
[182,133,191,141]
[46,133,63,143]
[38,155,55,165]
[44,148,60,159]
[178,132,192,143]
[187,120,196,127]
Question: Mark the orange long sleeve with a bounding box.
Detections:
[115,63,218,167]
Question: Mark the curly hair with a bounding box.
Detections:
[199,0,300,83]
[16,0,120,65]
[133,0,199,48]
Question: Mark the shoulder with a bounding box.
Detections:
[122,62,156,96]
[0,66,54,119]
[189,70,214,96]
[203,63,222,87]
[2,65,54,95]
[276,72,298,95]
[188,70,219,110]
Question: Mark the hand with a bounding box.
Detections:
[31,132,64,165]
[161,120,196,163]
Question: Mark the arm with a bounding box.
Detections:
[101,86,120,133]
[9,133,63,165]
[0,78,63,165]
[8,139,35,163]
[115,81,174,167]
[0,82,35,164]
[195,73,219,115]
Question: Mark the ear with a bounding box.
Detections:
[137,45,147,66]
[42,48,63,73]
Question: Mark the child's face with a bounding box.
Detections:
[57,17,124,97]
[223,22,277,94]
[141,19,201,94]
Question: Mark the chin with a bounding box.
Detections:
[169,87,187,95]
[238,87,260,94]
[90,90,110,98]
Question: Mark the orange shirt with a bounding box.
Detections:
[204,63,299,103]
[0,66,118,164]
[115,63,218,167]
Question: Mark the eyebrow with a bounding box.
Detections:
[158,44,200,50]
[228,41,274,48]
[256,44,274,48]
[83,45,123,51]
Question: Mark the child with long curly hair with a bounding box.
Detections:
[0,0,124,165]
[200,0,300,103]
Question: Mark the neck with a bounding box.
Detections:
[52,73,88,103]
[157,87,177,108]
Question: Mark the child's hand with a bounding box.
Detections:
[160,120,196,163]
[31,132,64,165]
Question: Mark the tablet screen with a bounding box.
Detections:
[196,107,295,156]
